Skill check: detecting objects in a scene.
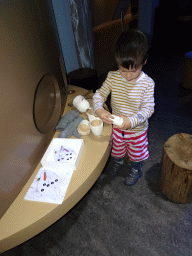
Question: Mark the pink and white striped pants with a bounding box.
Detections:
[110,128,149,162]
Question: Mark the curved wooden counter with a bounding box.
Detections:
[0,85,112,253]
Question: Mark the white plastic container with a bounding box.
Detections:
[73,95,90,112]
[109,115,123,126]
[90,119,103,136]
[77,120,90,135]
[41,138,84,170]
[86,107,102,123]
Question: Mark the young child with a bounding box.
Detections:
[93,29,155,186]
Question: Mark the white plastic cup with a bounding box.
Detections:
[73,95,90,112]
[86,107,102,123]
[77,120,90,135]
[109,115,123,126]
[90,119,103,136]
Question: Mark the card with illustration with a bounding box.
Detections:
[54,146,77,163]
[41,139,84,170]
[37,170,61,199]
[24,167,74,204]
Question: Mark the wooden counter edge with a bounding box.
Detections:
[0,85,112,253]
[0,145,110,253]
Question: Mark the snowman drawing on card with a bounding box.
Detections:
[54,146,77,163]
[38,170,61,199]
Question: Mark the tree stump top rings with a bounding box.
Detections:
[164,133,192,171]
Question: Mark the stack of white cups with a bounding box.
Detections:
[73,94,124,136]
[86,108,103,136]
[73,95,103,136]
[77,108,103,136]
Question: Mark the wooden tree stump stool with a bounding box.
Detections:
[159,133,192,203]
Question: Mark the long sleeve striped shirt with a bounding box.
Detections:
[93,70,155,133]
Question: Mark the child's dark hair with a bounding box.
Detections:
[114,29,148,70]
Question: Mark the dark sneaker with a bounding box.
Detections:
[105,158,123,177]
[124,168,143,186]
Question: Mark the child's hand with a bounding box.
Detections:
[95,109,114,124]
[114,115,131,130]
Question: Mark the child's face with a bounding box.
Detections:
[119,65,143,82]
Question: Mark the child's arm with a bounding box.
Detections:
[117,82,155,130]
[128,82,155,128]
[93,72,113,124]
[95,108,113,124]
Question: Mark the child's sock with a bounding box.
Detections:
[131,161,143,171]
[106,156,124,177]
[112,156,124,165]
